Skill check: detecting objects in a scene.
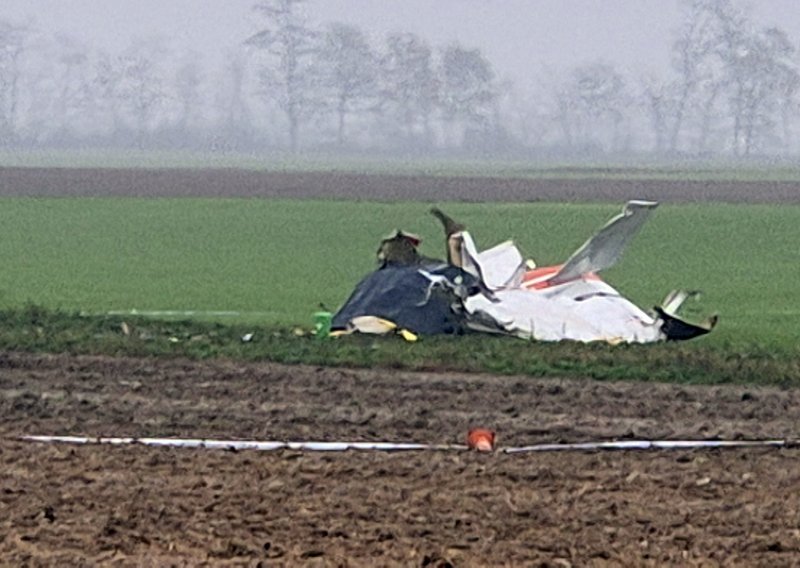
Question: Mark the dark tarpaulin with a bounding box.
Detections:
[331,264,480,335]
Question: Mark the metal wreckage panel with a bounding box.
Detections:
[331,202,717,343]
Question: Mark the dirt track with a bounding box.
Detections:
[2,165,800,202]
[2,167,800,565]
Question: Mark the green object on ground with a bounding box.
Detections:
[313,311,332,339]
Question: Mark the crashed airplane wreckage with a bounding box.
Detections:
[331,201,717,343]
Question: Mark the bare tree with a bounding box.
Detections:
[245,0,318,152]
[94,51,124,136]
[317,23,377,146]
[706,0,753,155]
[174,51,205,136]
[377,32,438,147]
[438,44,496,147]
[118,44,168,146]
[555,62,628,152]
[706,2,799,155]
[48,35,95,141]
[668,0,723,152]
[738,27,799,154]
[92,39,169,147]
[213,49,255,149]
[639,74,672,153]
[0,19,29,143]
[767,29,800,152]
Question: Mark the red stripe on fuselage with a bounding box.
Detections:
[521,264,603,290]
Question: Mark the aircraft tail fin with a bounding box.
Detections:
[551,200,658,284]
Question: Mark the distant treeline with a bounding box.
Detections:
[1,0,798,159]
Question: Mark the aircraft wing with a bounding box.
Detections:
[550,200,658,285]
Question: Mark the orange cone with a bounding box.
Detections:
[467,428,496,452]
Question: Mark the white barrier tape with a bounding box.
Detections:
[503,439,790,453]
[18,435,795,454]
[19,435,466,452]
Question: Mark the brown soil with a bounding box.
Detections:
[2,165,800,202]
[2,352,800,566]
[2,167,800,565]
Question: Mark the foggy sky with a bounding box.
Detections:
[4,0,800,89]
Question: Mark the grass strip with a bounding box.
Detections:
[2,306,797,387]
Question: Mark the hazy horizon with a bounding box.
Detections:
[4,0,800,158]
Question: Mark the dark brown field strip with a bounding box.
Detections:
[2,166,800,202]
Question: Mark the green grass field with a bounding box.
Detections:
[0,198,798,353]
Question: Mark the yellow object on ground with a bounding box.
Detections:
[399,329,418,342]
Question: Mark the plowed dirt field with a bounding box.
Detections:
[3,353,800,566]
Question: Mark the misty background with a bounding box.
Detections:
[2,0,800,160]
